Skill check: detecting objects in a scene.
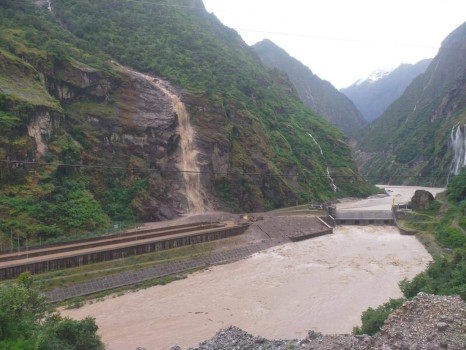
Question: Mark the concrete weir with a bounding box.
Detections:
[0,223,250,280]
[334,210,395,226]
[287,216,334,241]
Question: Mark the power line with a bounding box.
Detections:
[231,27,437,49]
[0,159,457,179]
[46,0,439,50]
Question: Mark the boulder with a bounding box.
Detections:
[411,190,435,210]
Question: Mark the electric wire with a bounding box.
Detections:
[0,159,459,179]
[46,0,439,49]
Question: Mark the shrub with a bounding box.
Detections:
[353,298,405,335]
[0,272,104,349]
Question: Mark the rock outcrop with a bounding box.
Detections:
[411,190,435,210]
[180,294,466,350]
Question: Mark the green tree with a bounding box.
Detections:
[0,272,104,350]
[353,298,405,335]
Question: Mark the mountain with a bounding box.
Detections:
[253,39,366,137]
[342,59,432,122]
[355,21,466,185]
[0,0,374,243]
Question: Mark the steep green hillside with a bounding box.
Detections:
[253,39,366,137]
[50,0,375,199]
[0,0,374,247]
[356,22,466,185]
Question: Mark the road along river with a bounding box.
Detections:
[62,186,440,350]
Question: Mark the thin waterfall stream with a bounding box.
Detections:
[307,133,337,192]
[449,124,466,177]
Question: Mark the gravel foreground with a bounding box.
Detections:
[172,293,466,350]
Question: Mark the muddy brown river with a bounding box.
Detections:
[62,191,436,350]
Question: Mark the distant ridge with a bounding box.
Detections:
[253,39,366,137]
[341,59,432,122]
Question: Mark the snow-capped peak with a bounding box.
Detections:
[367,68,394,82]
[353,67,394,87]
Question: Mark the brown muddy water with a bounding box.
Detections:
[62,225,432,350]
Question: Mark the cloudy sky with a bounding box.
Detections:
[203,0,466,89]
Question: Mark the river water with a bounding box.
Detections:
[62,186,439,350]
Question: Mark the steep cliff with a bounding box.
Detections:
[356,21,466,185]
[341,59,432,123]
[0,0,374,245]
[253,39,366,137]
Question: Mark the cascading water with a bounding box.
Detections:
[169,93,207,214]
[449,124,466,176]
[123,67,207,214]
[307,133,337,192]
[47,1,52,12]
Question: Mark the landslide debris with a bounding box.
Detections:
[175,293,466,350]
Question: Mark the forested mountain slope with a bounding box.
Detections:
[253,39,366,137]
[355,22,466,185]
[341,59,432,123]
[0,0,374,247]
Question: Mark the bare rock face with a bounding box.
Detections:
[40,57,188,220]
[182,294,466,350]
[46,60,112,102]
[27,110,53,158]
[411,190,435,210]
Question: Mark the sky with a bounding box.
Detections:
[202,0,466,89]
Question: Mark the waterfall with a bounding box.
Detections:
[449,124,466,176]
[307,133,337,192]
[47,1,52,12]
[121,66,207,214]
[170,93,207,214]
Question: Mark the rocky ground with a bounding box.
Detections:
[168,293,465,350]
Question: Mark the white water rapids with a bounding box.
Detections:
[450,124,466,176]
[123,67,207,214]
[307,133,337,192]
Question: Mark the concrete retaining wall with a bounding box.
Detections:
[0,225,249,280]
[0,223,219,263]
[288,229,333,242]
[319,215,336,228]
[0,222,214,262]
[394,218,418,235]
